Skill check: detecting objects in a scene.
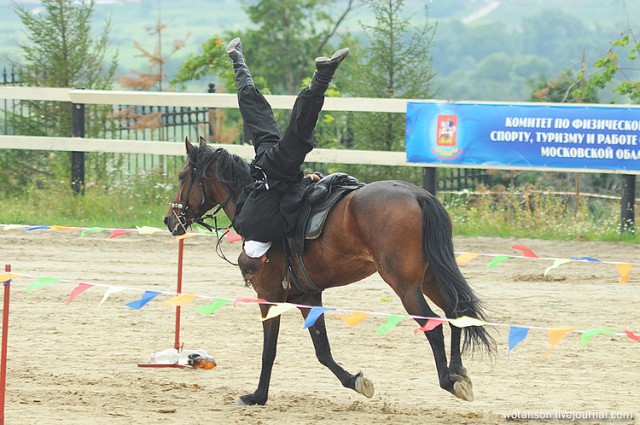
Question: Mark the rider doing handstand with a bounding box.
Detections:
[226,38,349,259]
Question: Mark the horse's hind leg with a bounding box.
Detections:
[397,286,473,400]
[298,293,374,398]
[421,278,473,400]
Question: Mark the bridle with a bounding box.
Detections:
[168,146,242,266]
[169,154,232,233]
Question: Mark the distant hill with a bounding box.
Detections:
[2,0,639,100]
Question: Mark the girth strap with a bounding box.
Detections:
[282,238,322,295]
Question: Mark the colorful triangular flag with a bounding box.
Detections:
[262,303,297,321]
[508,326,529,352]
[580,328,616,347]
[65,283,94,305]
[125,290,161,310]
[195,298,232,316]
[303,306,335,329]
[375,314,405,335]
[162,293,198,307]
[25,277,61,294]
[337,311,369,328]
[545,327,574,356]
[487,255,509,268]
[414,318,445,335]
[615,263,632,285]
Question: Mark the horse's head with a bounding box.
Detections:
[164,136,252,236]
[164,136,221,236]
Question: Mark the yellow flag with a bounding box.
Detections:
[49,225,80,231]
[456,253,480,266]
[163,294,198,307]
[545,327,574,356]
[615,263,632,285]
[0,273,19,282]
[337,311,369,327]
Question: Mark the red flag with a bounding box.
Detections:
[624,330,640,342]
[414,318,445,335]
[108,229,132,239]
[66,283,94,305]
[512,245,539,258]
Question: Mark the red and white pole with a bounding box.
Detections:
[1,264,12,425]
[174,238,184,350]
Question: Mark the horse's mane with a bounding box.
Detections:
[189,145,252,202]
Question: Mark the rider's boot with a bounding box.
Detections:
[308,47,350,95]
[227,38,254,89]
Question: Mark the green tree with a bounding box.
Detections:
[1,0,117,193]
[338,0,437,183]
[586,30,640,103]
[172,0,354,95]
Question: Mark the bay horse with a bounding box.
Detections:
[164,137,494,406]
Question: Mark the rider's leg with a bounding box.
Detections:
[261,48,350,176]
[227,38,280,152]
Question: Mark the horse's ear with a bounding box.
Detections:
[199,136,207,148]
[184,137,193,154]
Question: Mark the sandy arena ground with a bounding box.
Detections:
[0,228,638,424]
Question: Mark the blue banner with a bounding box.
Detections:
[406,102,640,172]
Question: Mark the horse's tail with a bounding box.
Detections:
[418,194,495,357]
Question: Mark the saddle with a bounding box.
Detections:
[293,172,361,253]
[283,172,362,295]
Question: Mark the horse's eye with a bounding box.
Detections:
[178,173,185,183]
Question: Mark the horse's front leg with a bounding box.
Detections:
[236,302,281,406]
[299,293,374,398]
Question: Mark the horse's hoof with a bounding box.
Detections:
[451,374,474,401]
[235,394,265,406]
[355,372,375,398]
[235,397,250,406]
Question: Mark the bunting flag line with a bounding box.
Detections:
[5,270,640,355]
[2,222,241,242]
[3,224,639,284]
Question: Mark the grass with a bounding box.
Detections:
[444,187,639,243]
[0,178,637,243]
[0,173,231,230]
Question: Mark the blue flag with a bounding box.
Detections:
[303,306,335,329]
[126,290,161,310]
[508,326,529,352]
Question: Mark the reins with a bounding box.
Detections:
[170,147,241,267]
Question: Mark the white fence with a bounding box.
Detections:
[0,86,418,167]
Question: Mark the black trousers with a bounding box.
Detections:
[232,85,325,242]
